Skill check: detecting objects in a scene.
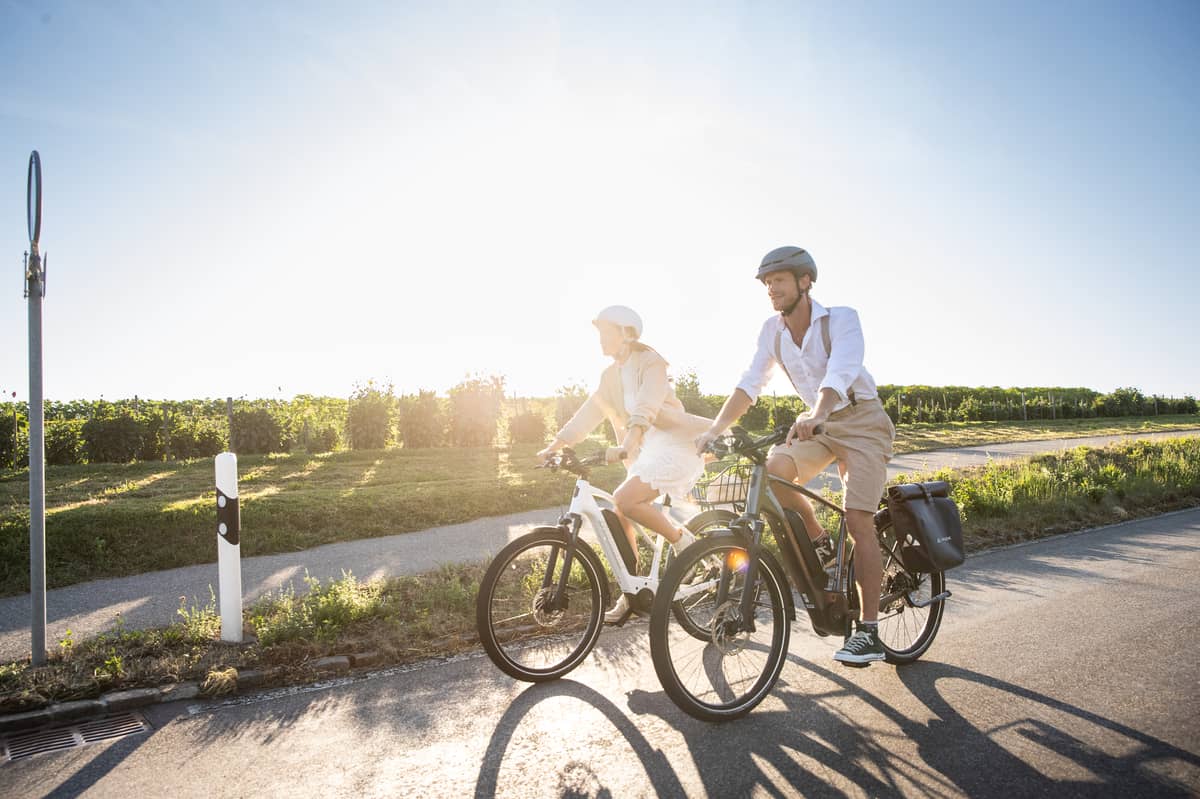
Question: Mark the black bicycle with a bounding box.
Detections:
[649,425,951,721]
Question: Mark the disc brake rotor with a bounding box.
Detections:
[532,587,565,627]
[710,600,750,655]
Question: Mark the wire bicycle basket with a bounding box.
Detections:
[691,460,752,510]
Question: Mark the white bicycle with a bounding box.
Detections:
[475,447,719,681]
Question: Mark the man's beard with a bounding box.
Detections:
[781,289,808,316]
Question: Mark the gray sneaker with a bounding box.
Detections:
[834,623,886,665]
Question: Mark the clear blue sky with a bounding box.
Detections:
[2,1,1198,404]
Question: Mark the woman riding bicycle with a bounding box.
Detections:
[537,305,714,622]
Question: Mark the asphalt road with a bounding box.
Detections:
[5,508,1199,797]
[2,428,1196,661]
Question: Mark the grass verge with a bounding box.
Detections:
[0,416,1196,597]
[2,435,1197,713]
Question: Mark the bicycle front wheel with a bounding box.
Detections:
[476,527,607,682]
[650,536,791,722]
[669,510,738,640]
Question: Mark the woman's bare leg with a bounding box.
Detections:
[613,477,683,543]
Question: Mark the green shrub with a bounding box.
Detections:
[955,396,984,422]
[741,397,771,431]
[251,571,386,646]
[45,419,84,465]
[347,381,394,450]
[137,416,165,461]
[306,424,340,454]
[82,414,145,463]
[768,396,807,430]
[0,408,28,468]
[674,370,718,417]
[169,417,226,459]
[398,390,445,448]
[449,374,505,447]
[507,410,547,445]
[231,408,287,455]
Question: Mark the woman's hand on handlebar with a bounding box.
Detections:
[536,439,565,461]
[695,427,722,456]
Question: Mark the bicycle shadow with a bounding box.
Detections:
[624,654,1200,797]
[474,678,687,799]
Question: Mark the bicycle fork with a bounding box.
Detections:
[543,512,584,610]
[712,516,767,634]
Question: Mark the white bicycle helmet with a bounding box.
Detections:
[592,305,643,339]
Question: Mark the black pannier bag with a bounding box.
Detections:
[886,481,965,573]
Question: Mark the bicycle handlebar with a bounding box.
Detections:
[539,446,625,477]
[706,423,825,460]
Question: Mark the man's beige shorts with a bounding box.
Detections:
[770,398,895,512]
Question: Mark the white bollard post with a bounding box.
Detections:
[215,452,243,643]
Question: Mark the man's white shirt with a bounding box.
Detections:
[736,298,880,413]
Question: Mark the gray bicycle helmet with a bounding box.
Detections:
[756,246,817,283]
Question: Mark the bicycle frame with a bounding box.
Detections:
[546,476,672,606]
[721,451,855,638]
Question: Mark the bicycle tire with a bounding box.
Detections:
[847,521,946,663]
[476,527,607,682]
[650,535,791,722]
[669,509,738,639]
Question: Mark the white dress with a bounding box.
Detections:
[620,360,706,500]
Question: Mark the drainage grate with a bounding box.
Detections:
[2,711,149,762]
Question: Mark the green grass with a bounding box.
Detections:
[0,415,1197,596]
[1,436,1198,712]
[0,444,628,596]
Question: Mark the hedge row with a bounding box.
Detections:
[673,373,1197,426]
[0,380,1194,466]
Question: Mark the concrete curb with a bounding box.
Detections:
[0,650,391,734]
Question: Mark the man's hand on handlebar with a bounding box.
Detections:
[786,415,828,445]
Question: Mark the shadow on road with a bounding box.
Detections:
[474,679,687,799]
[618,654,1200,797]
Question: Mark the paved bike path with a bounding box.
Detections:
[1,428,1196,661]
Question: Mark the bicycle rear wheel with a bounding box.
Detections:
[650,536,790,722]
[849,522,946,663]
[476,527,606,682]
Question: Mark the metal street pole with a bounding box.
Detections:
[25,150,47,666]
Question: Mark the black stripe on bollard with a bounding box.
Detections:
[216,490,240,546]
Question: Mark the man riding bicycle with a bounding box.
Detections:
[696,246,896,665]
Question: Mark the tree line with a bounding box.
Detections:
[0,376,1194,466]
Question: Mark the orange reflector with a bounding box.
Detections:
[725,550,749,572]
